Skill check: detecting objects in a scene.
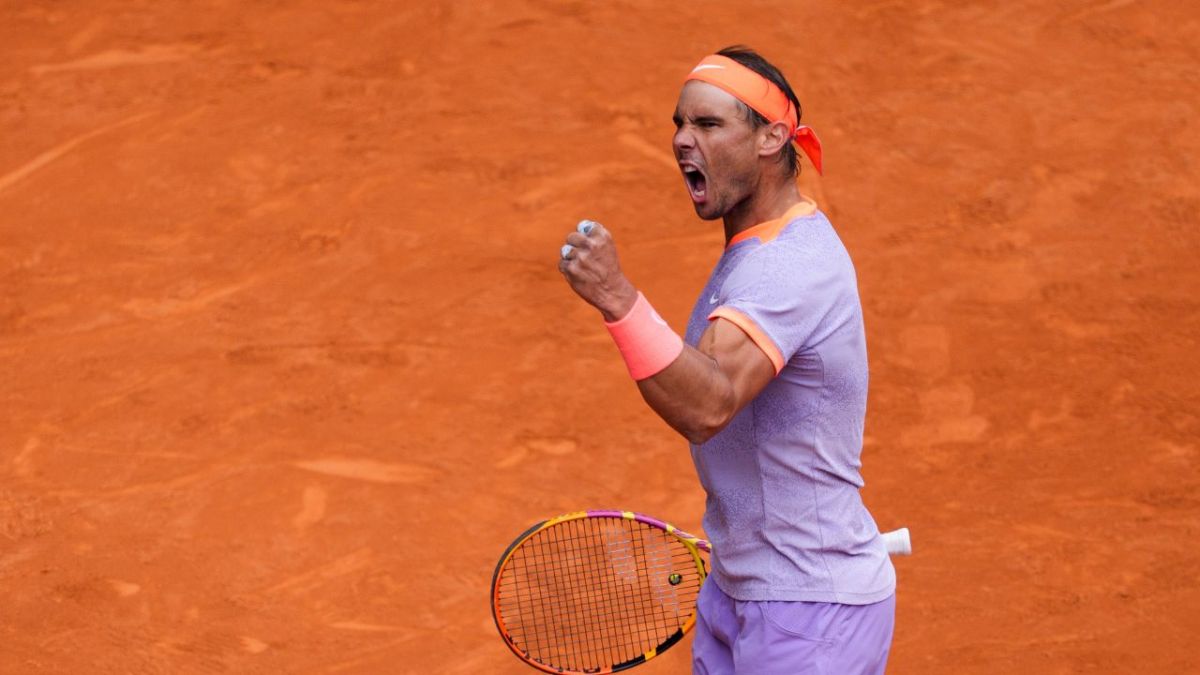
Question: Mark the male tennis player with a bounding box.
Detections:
[558,46,895,673]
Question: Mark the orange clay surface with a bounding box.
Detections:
[2,2,1198,673]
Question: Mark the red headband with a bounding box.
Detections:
[685,54,823,174]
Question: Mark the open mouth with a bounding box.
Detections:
[681,164,708,203]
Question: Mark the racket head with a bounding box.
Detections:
[491,510,710,674]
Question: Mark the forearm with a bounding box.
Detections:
[636,346,738,445]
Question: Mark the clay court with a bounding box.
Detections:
[2,1,1198,673]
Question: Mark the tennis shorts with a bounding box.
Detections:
[692,579,895,674]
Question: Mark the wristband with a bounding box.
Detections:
[604,292,684,380]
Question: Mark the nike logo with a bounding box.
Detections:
[691,64,725,73]
[708,293,720,305]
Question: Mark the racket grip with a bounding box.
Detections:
[880,527,912,556]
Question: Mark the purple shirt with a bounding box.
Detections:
[684,200,895,604]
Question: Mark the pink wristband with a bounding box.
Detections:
[604,292,684,381]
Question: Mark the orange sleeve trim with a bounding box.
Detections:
[726,198,817,249]
[707,306,786,374]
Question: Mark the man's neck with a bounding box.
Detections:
[722,178,804,246]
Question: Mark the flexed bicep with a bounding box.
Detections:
[695,317,776,416]
[634,316,775,444]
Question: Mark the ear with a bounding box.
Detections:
[757,120,791,159]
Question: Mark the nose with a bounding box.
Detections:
[673,125,696,156]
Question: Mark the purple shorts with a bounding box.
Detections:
[692,579,895,674]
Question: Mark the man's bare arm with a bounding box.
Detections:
[635,317,775,444]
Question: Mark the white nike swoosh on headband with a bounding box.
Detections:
[691,64,725,72]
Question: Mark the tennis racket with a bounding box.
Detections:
[491,509,911,674]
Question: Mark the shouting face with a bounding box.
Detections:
[672,80,763,220]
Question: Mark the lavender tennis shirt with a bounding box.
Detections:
[684,199,895,604]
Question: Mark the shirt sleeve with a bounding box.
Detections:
[707,248,845,374]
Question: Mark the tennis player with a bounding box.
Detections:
[558,46,895,674]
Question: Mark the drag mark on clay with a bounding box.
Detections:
[12,437,40,479]
[328,621,406,632]
[326,636,419,673]
[618,133,679,171]
[65,17,108,54]
[1055,0,1138,24]
[30,44,200,74]
[224,341,428,368]
[515,162,634,209]
[0,112,156,195]
[45,463,237,500]
[493,436,578,468]
[122,276,264,319]
[151,630,253,669]
[262,548,375,596]
[524,437,577,455]
[292,457,436,484]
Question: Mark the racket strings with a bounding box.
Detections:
[500,523,699,670]
[496,516,703,671]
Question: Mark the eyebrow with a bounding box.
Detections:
[672,113,725,125]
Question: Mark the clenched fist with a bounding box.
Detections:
[558,220,638,322]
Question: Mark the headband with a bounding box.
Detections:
[685,54,823,174]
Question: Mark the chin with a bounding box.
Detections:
[692,201,723,221]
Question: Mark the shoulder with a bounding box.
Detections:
[775,212,848,260]
[738,213,854,287]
